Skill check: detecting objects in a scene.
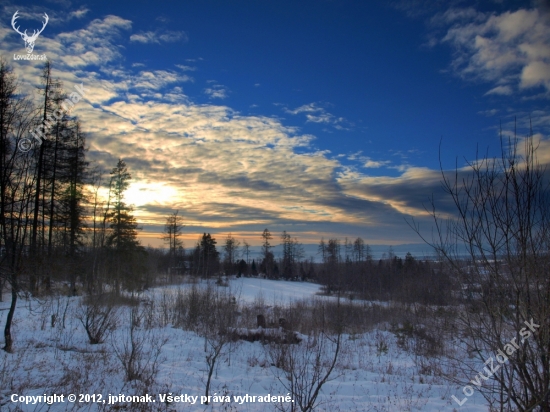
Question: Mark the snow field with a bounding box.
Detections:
[0,278,490,411]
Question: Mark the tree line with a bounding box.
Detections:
[159,221,451,306]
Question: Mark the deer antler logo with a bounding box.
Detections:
[11,11,49,54]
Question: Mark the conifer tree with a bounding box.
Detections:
[261,228,273,277]
[106,159,140,251]
[223,233,239,275]
[197,233,218,278]
[105,158,145,292]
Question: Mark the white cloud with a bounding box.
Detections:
[160,30,187,42]
[431,7,485,26]
[346,152,392,169]
[306,113,333,124]
[521,61,550,89]
[478,108,499,116]
[68,8,89,20]
[2,9,516,243]
[364,159,392,168]
[204,84,229,99]
[130,30,187,44]
[130,32,156,43]
[131,70,193,92]
[175,64,196,71]
[441,7,550,95]
[485,85,513,95]
[83,15,132,36]
[285,103,323,115]
[284,103,352,129]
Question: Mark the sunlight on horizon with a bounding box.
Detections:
[125,182,178,207]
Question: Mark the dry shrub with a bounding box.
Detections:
[112,306,168,384]
[77,294,119,344]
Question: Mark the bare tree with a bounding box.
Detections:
[223,233,240,275]
[112,305,167,383]
[242,239,251,265]
[86,166,105,294]
[411,131,550,410]
[162,210,184,268]
[352,237,365,263]
[261,228,272,254]
[268,298,344,412]
[281,231,304,279]
[77,294,118,344]
[199,286,237,405]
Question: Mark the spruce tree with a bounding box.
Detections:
[106,158,140,251]
[261,228,273,277]
[198,233,218,278]
[105,158,145,292]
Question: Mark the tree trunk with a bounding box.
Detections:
[3,282,17,352]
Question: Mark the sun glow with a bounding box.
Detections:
[124,182,179,207]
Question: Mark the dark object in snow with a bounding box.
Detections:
[257,314,266,328]
[228,327,302,344]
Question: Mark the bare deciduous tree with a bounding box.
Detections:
[268,298,344,412]
[199,286,238,405]
[411,131,550,410]
[77,294,118,344]
[112,305,167,384]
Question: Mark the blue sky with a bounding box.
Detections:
[1,0,549,250]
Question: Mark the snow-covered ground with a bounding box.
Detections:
[0,278,490,411]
